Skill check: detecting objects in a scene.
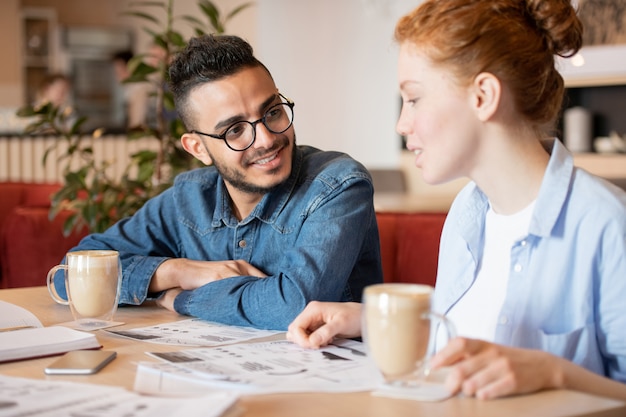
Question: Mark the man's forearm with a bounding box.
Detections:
[149,258,180,293]
[173,275,307,330]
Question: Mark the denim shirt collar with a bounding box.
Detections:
[212,146,304,228]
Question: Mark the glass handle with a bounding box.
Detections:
[420,311,456,378]
[46,265,69,305]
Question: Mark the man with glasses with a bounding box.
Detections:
[55,35,382,330]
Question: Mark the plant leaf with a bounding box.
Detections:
[226,2,254,20]
[127,1,167,8]
[180,15,205,28]
[126,61,158,82]
[167,30,186,47]
[121,11,161,25]
[199,0,221,31]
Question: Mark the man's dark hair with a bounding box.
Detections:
[169,34,271,129]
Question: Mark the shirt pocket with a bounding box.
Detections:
[536,323,604,375]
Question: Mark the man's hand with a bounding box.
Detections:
[155,287,183,312]
[149,258,267,293]
[286,301,362,349]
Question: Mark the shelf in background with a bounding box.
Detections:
[573,152,626,180]
[388,151,626,212]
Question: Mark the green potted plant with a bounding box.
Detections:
[18,0,252,235]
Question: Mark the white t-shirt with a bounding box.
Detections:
[443,200,536,343]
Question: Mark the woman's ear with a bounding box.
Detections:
[471,72,501,122]
[181,133,213,165]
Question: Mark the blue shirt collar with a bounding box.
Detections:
[214,146,304,227]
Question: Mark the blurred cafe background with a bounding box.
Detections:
[1,0,626,292]
[1,0,625,190]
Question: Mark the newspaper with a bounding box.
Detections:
[135,338,384,395]
[107,318,281,346]
[0,375,237,417]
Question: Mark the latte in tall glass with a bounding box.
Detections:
[362,283,455,385]
[47,250,121,327]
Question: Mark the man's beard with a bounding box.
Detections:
[211,134,296,195]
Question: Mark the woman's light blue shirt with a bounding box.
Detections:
[435,140,626,382]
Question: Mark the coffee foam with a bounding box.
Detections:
[363,284,432,308]
[67,250,119,268]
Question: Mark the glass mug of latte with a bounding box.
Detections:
[362,283,456,387]
[47,250,122,328]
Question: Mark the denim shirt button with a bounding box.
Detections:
[238,239,247,248]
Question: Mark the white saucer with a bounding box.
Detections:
[370,367,453,402]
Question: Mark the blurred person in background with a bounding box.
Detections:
[112,50,153,129]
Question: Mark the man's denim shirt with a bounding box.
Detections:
[56,145,382,330]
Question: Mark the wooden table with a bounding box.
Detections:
[1,286,625,417]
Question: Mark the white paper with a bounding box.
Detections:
[135,339,384,395]
[106,318,281,346]
[0,326,100,363]
[0,375,237,417]
[58,320,125,331]
[0,300,43,331]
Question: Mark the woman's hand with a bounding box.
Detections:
[431,337,562,399]
[286,301,362,349]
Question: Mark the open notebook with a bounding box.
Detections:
[0,301,100,363]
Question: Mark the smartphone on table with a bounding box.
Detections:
[44,350,117,375]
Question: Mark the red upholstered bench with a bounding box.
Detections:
[0,182,87,288]
[375,211,447,287]
[0,183,447,290]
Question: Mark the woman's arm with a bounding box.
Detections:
[430,337,626,401]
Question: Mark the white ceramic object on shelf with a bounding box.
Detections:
[564,106,593,153]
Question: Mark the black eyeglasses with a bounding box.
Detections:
[191,94,295,151]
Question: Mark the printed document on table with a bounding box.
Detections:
[0,375,237,417]
[106,318,281,346]
[135,339,384,395]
